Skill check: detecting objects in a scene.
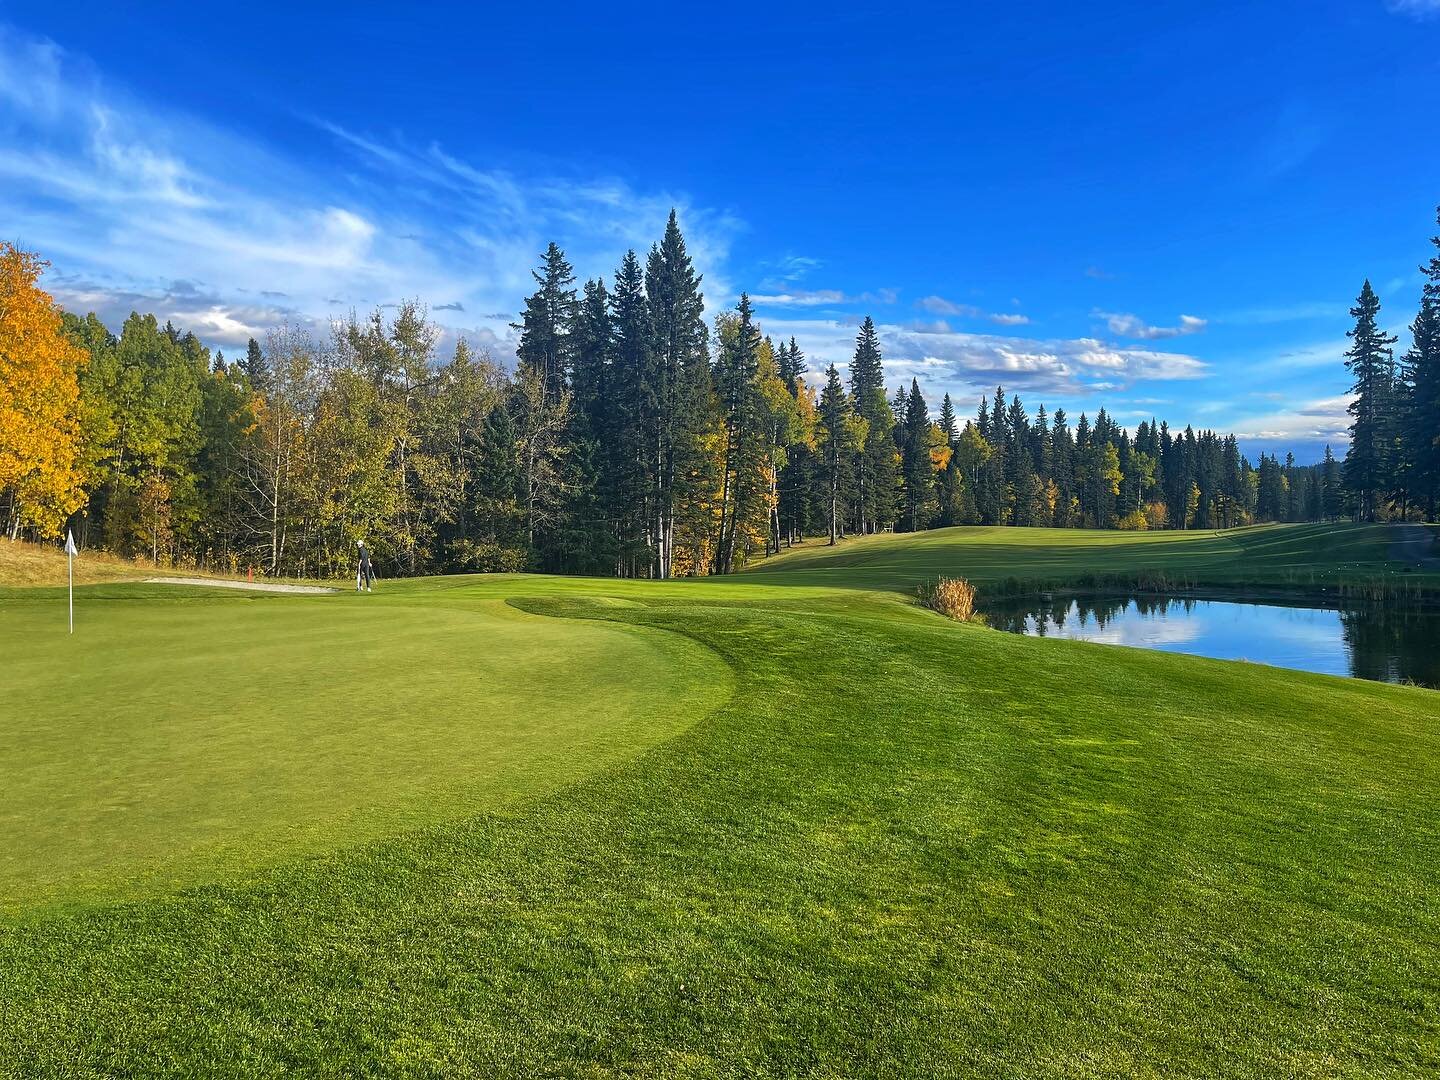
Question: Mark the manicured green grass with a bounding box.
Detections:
[741,521,1440,594]
[1,585,730,911]
[2,525,1438,1076]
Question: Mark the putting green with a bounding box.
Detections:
[0,586,732,911]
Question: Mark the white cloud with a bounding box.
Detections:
[755,315,1208,418]
[1232,395,1352,444]
[1386,0,1440,19]
[751,286,898,308]
[917,295,981,317]
[759,254,823,286]
[750,289,849,307]
[1097,311,1208,340]
[0,25,742,360]
[918,296,1031,326]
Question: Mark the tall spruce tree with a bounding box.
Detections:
[565,278,614,571]
[817,364,858,545]
[645,211,708,576]
[848,316,897,533]
[242,337,267,395]
[1342,280,1399,521]
[900,379,935,532]
[1404,207,1440,520]
[609,250,656,575]
[513,243,577,405]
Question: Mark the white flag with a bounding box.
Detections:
[64,530,78,556]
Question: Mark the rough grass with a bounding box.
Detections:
[917,575,977,619]
[0,537,143,587]
[1,525,1438,1077]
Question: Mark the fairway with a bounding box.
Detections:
[1,584,731,911]
[3,525,1439,1076]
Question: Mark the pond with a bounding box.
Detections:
[985,593,1440,689]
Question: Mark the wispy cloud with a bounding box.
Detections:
[1097,311,1207,340]
[0,25,742,358]
[751,286,898,308]
[1386,0,1440,20]
[758,253,822,287]
[917,295,1031,327]
[917,295,981,317]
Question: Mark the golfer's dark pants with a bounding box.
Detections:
[359,566,373,588]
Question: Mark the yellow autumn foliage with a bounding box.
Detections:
[0,244,88,538]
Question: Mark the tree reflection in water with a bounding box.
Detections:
[986,593,1440,689]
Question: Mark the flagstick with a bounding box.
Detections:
[65,529,77,634]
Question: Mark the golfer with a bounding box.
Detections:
[356,540,374,592]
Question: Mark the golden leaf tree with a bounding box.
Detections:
[0,244,88,539]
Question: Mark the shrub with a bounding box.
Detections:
[918,576,977,621]
[1115,509,1149,531]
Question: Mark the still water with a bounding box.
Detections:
[987,594,1440,689]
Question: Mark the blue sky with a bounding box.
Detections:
[2,2,1438,463]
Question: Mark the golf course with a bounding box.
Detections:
[2,523,1438,1077]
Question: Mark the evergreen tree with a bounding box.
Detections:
[242,337,267,394]
[777,336,807,395]
[564,278,614,572]
[937,393,958,446]
[1321,444,1343,520]
[899,379,936,531]
[609,249,656,575]
[645,211,708,575]
[513,243,577,404]
[1403,207,1440,520]
[1342,280,1399,521]
[714,296,767,572]
[817,364,859,545]
[848,316,897,533]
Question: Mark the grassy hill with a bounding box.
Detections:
[0,536,147,587]
[741,521,1440,595]
[2,525,1438,1076]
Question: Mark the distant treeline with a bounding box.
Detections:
[2,207,1437,578]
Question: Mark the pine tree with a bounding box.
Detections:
[645,211,708,576]
[848,316,897,533]
[900,379,936,531]
[1321,444,1343,519]
[609,249,656,576]
[777,336,807,395]
[1403,207,1440,520]
[242,337,267,395]
[565,278,614,571]
[937,394,958,446]
[513,243,577,405]
[1342,280,1399,521]
[817,364,859,545]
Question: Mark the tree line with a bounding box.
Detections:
[4,207,1435,579]
[1340,207,1440,522]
